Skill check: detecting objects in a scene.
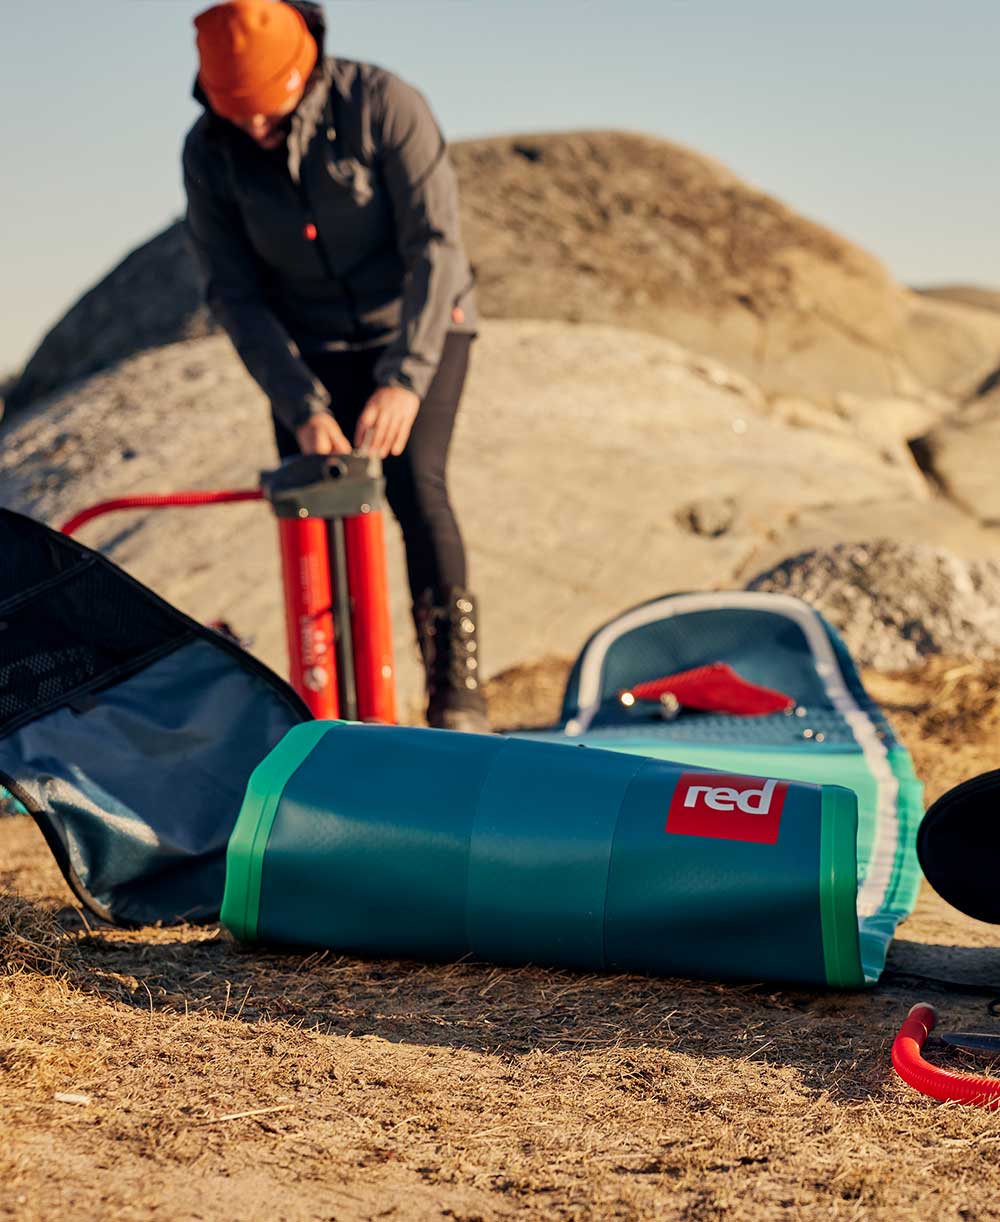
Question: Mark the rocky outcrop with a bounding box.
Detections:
[748,541,1000,669]
[6,132,1000,417]
[3,319,970,709]
[454,133,1000,404]
[917,285,1000,316]
[909,382,1000,525]
[896,294,1000,401]
[3,224,215,416]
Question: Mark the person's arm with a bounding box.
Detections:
[369,74,470,400]
[182,128,346,450]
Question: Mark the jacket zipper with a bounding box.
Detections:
[298,175,361,332]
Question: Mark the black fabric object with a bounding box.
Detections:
[0,512,192,737]
[272,331,473,600]
[917,769,1000,925]
[0,509,310,926]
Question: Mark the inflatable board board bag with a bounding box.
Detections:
[222,720,866,987]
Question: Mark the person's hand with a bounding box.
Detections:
[295,413,351,456]
[354,386,420,458]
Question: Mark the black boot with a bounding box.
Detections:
[413,589,490,733]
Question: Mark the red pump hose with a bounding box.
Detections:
[892,1004,1000,1108]
[60,490,263,536]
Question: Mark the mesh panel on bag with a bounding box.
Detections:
[0,510,192,736]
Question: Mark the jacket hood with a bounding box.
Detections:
[191,1,327,114]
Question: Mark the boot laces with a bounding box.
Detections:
[421,597,480,697]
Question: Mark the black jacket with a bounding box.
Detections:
[183,2,476,429]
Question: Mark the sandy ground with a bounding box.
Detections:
[2,656,1000,1222]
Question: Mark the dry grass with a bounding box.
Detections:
[0,893,67,978]
[863,656,1000,805]
[485,656,573,732]
[2,657,1000,1221]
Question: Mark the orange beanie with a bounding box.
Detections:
[194,1,318,122]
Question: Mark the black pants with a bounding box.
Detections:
[273,332,472,603]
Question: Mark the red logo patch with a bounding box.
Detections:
[666,772,787,845]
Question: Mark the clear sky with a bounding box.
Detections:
[3,0,997,374]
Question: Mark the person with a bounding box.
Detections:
[183,0,487,731]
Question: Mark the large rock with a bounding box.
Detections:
[7,132,1000,415]
[909,287,1000,403]
[917,284,1000,316]
[910,383,1000,525]
[0,319,948,710]
[748,541,1000,669]
[896,294,1000,401]
[3,224,215,416]
[454,134,1000,403]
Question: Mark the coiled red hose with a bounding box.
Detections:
[892,1003,1000,1108]
[60,490,263,536]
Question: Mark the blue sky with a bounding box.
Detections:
[3,0,998,373]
